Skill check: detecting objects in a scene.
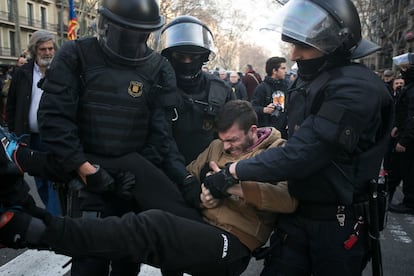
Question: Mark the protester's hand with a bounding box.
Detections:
[85,165,115,193]
[200,184,220,209]
[203,162,238,199]
[181,175,202,210]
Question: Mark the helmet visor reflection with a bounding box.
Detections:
[160,22,216,59]
[261,0,342,54]
[105,22,149,61]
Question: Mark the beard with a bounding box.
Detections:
[37,56,53,67]
[225,135,255,157]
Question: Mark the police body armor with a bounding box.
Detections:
[75,38,164,157]
[170,73,232,163]
[287,64,392,205]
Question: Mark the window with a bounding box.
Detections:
[9,31,15,56]
[41,7,47,29]
[7,0,14,21]
[27,3,33,26]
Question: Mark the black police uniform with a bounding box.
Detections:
[168,72,235,164]
[234,62,392,275]
[38,37,202,275]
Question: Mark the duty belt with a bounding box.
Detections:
[297,201,369,221]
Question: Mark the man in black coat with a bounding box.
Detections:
[251,56,288,139]
[6,30,61,216]
[389,53,414,214]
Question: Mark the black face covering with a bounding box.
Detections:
[170,57,204,85]
[296,56,328,81]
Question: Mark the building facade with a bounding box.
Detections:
[0,0,96,68]
[360,0,414,73]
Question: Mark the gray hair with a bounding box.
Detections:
[28,30,57,58]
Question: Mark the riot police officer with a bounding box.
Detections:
[37,0,201,275]
[203,0,393,275]
[159,15,236,165]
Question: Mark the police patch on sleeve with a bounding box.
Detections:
[128,81,143,98]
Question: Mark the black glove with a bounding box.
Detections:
[85,165,115,193]
[203,163,238,199]
[114,171,135,200]
[181,175,202,209]
[0,206,36,249]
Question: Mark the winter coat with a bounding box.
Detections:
[186,127,297,251]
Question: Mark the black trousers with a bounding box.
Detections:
[41,210,251,276]
[14,150,204,275]
[260,214,370,276]
[399,147,414,207]
[73,152,204,276]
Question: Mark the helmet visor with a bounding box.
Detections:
[159,22,216,60]
[104,22,149,61]
[261,0,343,54]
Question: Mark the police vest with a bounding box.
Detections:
[287,65,393,204]
[75,38,164,156]
[171,73,233,163]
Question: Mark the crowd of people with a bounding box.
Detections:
[379,55,414,215]
[0,0,406,275]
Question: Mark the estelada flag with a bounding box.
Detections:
[67,0,78,40]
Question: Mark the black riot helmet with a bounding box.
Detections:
[97,0,165,63]
[262,0,380,59]
[159,15,216,82]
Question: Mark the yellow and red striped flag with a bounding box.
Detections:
[67,0,78,40]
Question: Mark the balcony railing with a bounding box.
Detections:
[0,47,13,57]
[19,15,58,31]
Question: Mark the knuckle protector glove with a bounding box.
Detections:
[203,163,238,199]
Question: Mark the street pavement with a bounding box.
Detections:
[0,175,413,275]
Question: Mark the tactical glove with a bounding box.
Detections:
[181,175,202,209]
[85,165,115,193]
[203,163,238,199]
[114,171,135,201]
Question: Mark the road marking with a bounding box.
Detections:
[387,215,412,244]
[0,250,71,275]
[0,250,190,275]
[403,214,414,225]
